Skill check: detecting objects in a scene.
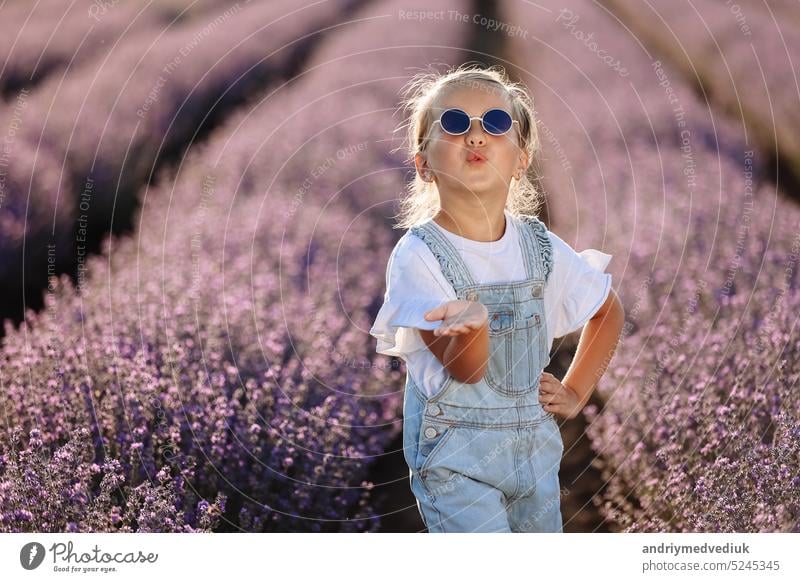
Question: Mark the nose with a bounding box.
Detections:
[465,121,486,147]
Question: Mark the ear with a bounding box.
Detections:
[516,149,529,176]
[414,152,432,181]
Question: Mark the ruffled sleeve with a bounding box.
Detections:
[369,236,453,359]
[548,231,613,338]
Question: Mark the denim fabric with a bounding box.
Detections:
[402,213,564,532]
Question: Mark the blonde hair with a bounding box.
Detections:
[390,63,544,230]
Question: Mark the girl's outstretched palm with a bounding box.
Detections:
[424,300,488,337]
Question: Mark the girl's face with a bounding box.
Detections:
[415,83,528,203]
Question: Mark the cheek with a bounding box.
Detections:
[428,138,463,166]
[494,142,521,171]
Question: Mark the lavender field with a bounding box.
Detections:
[507,0,800,531]
[0,0,797,533]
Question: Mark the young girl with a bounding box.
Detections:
[370,65,625,533]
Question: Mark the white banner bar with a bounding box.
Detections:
[2,532,798,581]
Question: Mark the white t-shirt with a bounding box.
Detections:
[369,209,613,399]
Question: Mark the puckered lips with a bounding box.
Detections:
[465,150,487,163]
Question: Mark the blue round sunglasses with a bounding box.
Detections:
[433,107,519,136]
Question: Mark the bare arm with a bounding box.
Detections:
[562,287,625,407]
[418,300,489,384]
[540,287,625,418]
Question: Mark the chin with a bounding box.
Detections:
[464,177,501,191]
[441,176,500,196]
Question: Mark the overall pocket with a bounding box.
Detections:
[483,305,514,395]
[484,305,547,397]
[523,311,549,372]
[517,292,549,369]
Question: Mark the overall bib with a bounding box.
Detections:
[403,213,564,533]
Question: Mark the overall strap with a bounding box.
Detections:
[516,213,554,283]
[408,220,477,290]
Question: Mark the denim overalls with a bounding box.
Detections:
[402,212,564,533]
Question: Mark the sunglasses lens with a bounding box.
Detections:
[483,109,513,135]
[440,109,470,134]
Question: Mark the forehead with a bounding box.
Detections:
[432,81,512,115]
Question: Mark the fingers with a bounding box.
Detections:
[539,373,564,395]
[435,324,466,336]
[539,390,563,407]
[434,312,487,336]
[434,321,478,336]
[434,323,455,336]
[424,305,446,321]
[539,383,563,397]
[541,400,565,417]
[540,371,557,385]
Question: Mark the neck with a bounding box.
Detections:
[433,199,507,242]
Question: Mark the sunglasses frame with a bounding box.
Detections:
[432,107,520,136]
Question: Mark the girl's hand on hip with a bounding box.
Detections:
[538,372,584,420]
[424,300,488,337]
